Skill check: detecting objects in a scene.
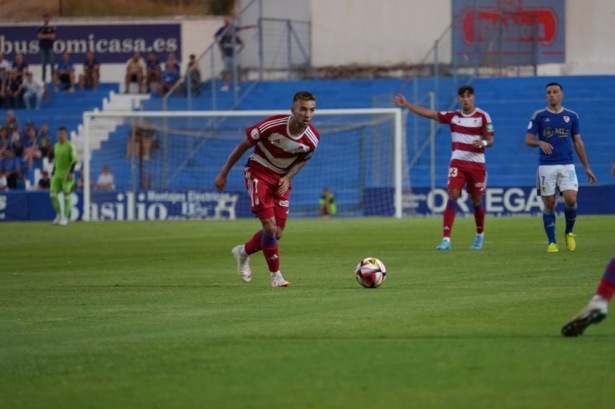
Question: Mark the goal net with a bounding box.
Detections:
[80,109,406,221]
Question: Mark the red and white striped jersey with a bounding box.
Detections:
[244,114,320,175]
[437,108,494,171]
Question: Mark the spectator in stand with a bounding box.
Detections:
[23,71,48,110]
[125,125,157,160]
[38,170,51,190]
[0,53,12,72]
[125,52,145,94]
[184,54,202,96]
[9,127,23,158]
[37,122,52,158]
[125,126,143,160]
[3,110,20,135]
[95,165,115,190]
[23,127,41,169]
[12,54,28,80]
[0,67,7,109]
[145,52,161,93]
[38,13,56,83]
[166,52,180,70]
[0,149,21,189]
[21,120,36,139]
[53,52,75,92]
[157,56,181,96]
[0,128,8,154]
[214,18,256,92]
[79,51,100,91]
[6,68,25,108]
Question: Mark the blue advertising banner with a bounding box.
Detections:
[0,193,28,221]
[0,190,252,222]
[452,0,565,65]
[366,185,615,217]
[2,186,614,221]
[0,24,180,63]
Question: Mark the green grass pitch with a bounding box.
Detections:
[1,216,614,408]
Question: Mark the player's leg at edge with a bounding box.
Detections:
[232,244,251,282]
[50,190,62,224]
[471,191,485,250]
[437,188,460,250]
[562,257,615,337]
[232,217,290,288]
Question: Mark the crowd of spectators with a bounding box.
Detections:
[0,13,221,193]
[0,110,56,190]
[123,50,200,97]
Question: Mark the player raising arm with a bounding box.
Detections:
[561,162,615,337]
[525,82,596,253]
[214,91,320,287]
[395,85,494,250]
[50,126,77,225]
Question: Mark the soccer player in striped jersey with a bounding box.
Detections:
[214,91,320,287]
[525,82,597,253]
[395,85,494,250]
[561,162,615,337]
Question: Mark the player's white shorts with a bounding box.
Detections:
[537,164,578,196]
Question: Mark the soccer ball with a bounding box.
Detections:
[355,257,387,288]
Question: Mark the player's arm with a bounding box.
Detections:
[394,94,438,121]
[277,158,307,195]
[473,135,494,148]
[66,143,77,181]
[572,134,597,184]
[525,132,553,154]
[214,138,252,191]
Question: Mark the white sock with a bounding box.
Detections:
[476,232,484,238]
[442,237,451,243]
[240,245,247,257]
[589,295,609,313]
[58,192,65,219]
[270,271,281,278]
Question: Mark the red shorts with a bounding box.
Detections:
[447,166,487,195]
[244,165,291,227]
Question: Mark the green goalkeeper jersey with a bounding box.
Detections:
[53,141,77,177]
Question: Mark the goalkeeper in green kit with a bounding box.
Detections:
[50,127,77,225]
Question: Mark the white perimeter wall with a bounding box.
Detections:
[5,0,615,84]
[239,0,615,75]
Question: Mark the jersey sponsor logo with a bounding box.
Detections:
[544,128,553,137]
[486,123,494,132]
[266,133,310,153]
[279,200,289,207]
[250,128,260,141]
[452,116,483,127]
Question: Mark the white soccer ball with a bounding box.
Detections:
[355,257,387,288]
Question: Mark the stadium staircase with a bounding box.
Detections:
[9,84,119,188]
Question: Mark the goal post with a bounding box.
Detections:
[81,108,405,221]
